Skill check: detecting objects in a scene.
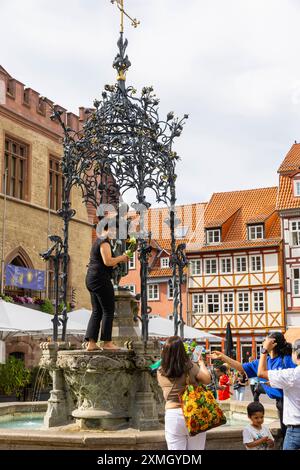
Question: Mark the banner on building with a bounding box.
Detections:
[5,264,46,291]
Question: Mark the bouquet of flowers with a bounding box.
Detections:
[125,236,137,258]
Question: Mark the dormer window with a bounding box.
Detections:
[248,224,264,240]
[160,257,170,268]
[206,229,221,245]
[175,226,188,239]
[294,180,300,197]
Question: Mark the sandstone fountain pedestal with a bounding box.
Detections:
[40,289,163,431]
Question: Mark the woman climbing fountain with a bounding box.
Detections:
[84,216,130,352]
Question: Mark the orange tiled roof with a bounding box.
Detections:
[198,187,280,252]
[144,202,207,250]
[148,268,172,278]
[191,238,281,253]
[247,206,275,223]
[277,175,300,210]
[205,208,240,228]
[277,144,300,210]
[148,266,188,278]
[278,143,300,174]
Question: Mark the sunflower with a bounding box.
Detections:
[196,407,213,423]
[204,391,215,404]
[200,423,209,431]
[188,418,200,433]
[183,401,198,417]
[216,407,224,418]
[188,391,198,401]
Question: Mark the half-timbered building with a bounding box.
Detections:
[187,187,284,361]
[277,143,300,337]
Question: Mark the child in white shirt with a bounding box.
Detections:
[243,402,274,450]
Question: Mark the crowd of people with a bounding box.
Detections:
[84,220,300,451]
[157,333,300,451]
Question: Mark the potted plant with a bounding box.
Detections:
[0,357,31,402]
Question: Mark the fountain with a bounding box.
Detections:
[36,0,188,436]
[39,302,163,431]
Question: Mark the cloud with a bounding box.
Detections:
[1,0,300,204]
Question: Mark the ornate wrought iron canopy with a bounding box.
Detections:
[42,3,188,342]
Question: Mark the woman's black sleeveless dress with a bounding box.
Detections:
[85,238,115,342]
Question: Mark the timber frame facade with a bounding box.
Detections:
[187,187,284,361]
[277,143,300,331]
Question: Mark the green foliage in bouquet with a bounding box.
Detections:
[125,236,137,258]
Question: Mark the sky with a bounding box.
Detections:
[1,0,300,205]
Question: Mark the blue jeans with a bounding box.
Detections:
[283,426,300,450]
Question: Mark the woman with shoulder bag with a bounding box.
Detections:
[157,336,211,450]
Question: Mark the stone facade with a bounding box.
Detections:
[0,66,93,310]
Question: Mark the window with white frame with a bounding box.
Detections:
[206,229,221,244]
[207,293,220,313]
[294,180,300,197]
[250,255,262,272]
[128,253,136,269]
[221,257,232,274]
[293,268,300,296]
[125,284,136,294]
[253,291,265,312]
[192,293,205,313]
[160,257,170,268]
[223,292,234,313]
[238,292,249,313]
[248,224,264,240]
[205,258,218,274]
[148,284,159,300]
[167,280,174,299]
[235,256,247,273]
[291,221,300,246]
[190,259,201,276]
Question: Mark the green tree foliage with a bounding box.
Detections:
[0,357,31,397]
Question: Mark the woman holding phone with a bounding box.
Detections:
[157,336,211,450]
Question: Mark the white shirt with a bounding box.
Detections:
[243,424,274,450]
[268,365,300,426]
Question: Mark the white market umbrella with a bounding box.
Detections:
[67,308,90,331]
[148,316,221,341]
[0,299,53,332]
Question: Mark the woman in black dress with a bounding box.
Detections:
[85,223,129,351]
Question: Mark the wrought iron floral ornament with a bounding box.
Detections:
[75,31,188,341]
[113,34,131,83]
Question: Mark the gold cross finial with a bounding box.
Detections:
[111,0,140,33]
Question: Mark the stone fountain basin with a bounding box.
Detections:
[0,401,281,450]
